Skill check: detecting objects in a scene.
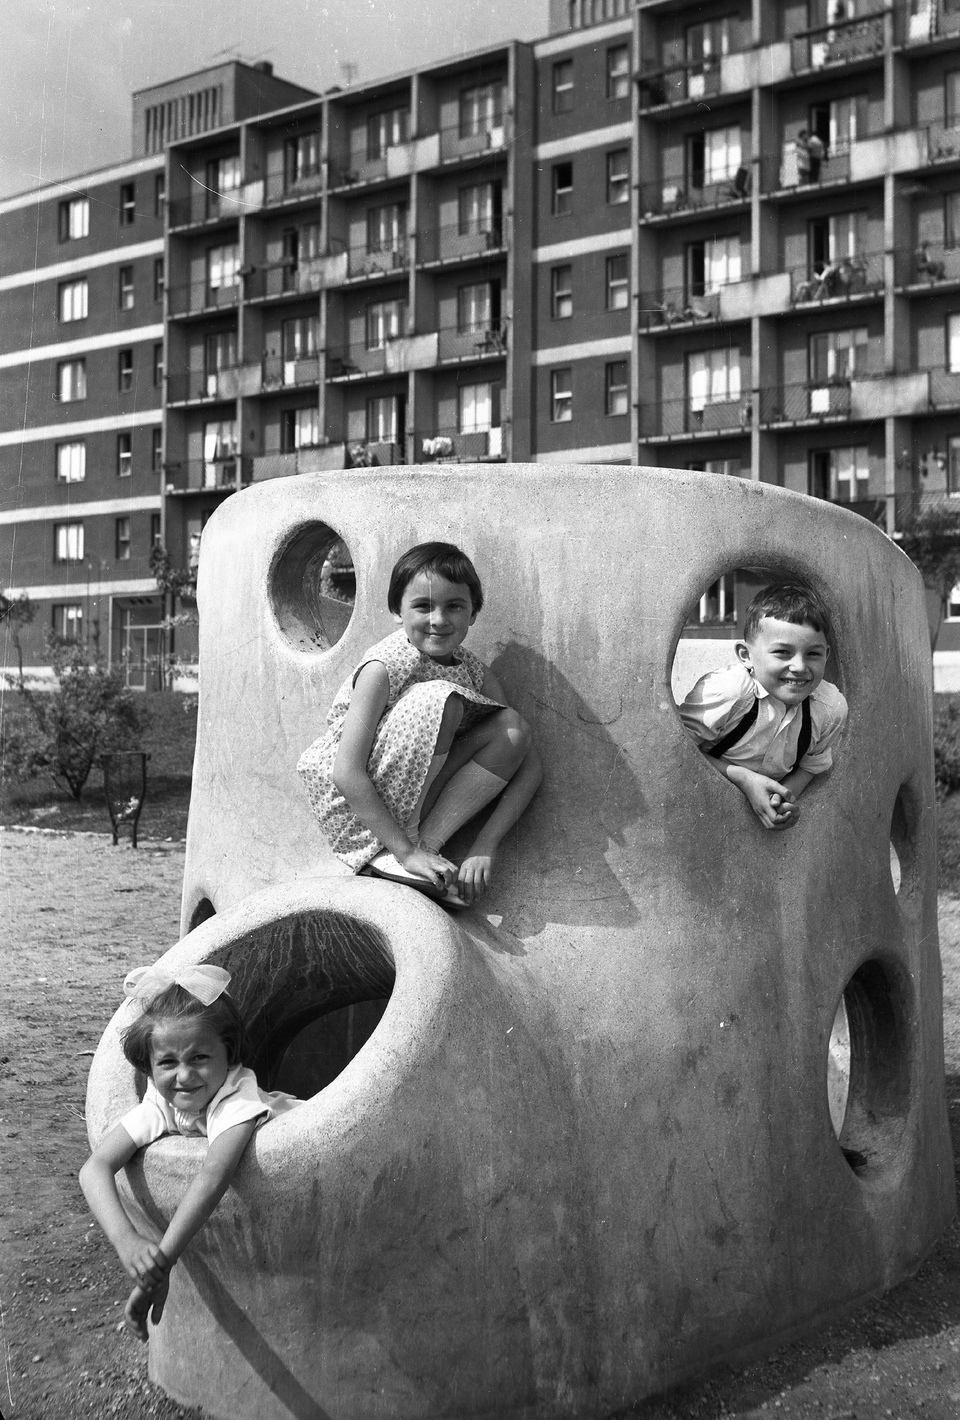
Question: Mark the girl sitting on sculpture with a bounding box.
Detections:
[80,965,302,1341]
[298,541,541,907]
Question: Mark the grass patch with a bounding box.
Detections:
[0,690,197,841]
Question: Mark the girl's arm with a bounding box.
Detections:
[458,669,543,902]
[79,1125,169,1288]
[153,1118,258,1267]
[333,661,457,885]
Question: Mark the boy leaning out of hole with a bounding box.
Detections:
[678,583,848,831]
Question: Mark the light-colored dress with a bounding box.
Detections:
[297,629,503,870]
[119,1065,301,1146]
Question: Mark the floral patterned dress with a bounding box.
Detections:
[297,630,504,870]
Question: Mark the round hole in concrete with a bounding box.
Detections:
[889,783,917,899]
[832,958,911,1177]
[188,897,216,931]
[270,998,390,1097]
[270,523,355,653]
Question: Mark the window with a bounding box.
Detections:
[950,435,960,496]
[203,419,238,487]
[115,516,131,560]
[810,95,867,154]
[154,257,165,301]
[687,236,741,297]
[206,154,242,216]
[366,394,404,444]
[54,522,84,562]
[282,316,319,361]
[551,265,573,319]
[153,343,164,387]
[551,368,572,422]
[207,242,240,293]
[459,382,493,434]
[458,182,500,237]
[117,432,133,477]
[607,45,630,100]
[607,149,630,205]
[151,428,163,474]
[286,131,322,184]
[552,162,573,216]
[52,603,83,641]
[58,278,88,322]
[457,281,498,333]
[119,265,134,309]
[368,107,409,160]
[120,182,135,225]
[366,298,406,349]
[367,203,406,253]
[809,327,869,382]
[150,512,162,545]
[605,360,629,416]
[553,60,574,114]
[809,446,870,503]
[459,82,503,139]
[606,253,629,310]
[154,172,165,217]
[808,212,864,273]
[687,348,741,410]
[686,17,731,95]
[282,222,322,284]
[282,407,321,451]
[59,197,89,241]
[204,330,238,387]
[689,125,741,188]
[118,348,134,392]
[57,359,86,401]
[56,442,85,482]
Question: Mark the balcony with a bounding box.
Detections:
[415,426,505,462]
[326,333,439,379]
[790,12,886,73]
[164,457,251,495]
[346,241,410,280]
[415,223,506,266]
[894,0,960,46]
[638,393,753,440]
[636,27,753,111]
[437,322,508,362]
[895,242,960,288]
[344,439,406,468]
[929,368,960,409]
[166,367,241,404]
[759,382,853,425]
[167,279,241,318]
[790,251,885,306]
[263,166,326,206]
[438,116,508,166]
[639,167,751,220]
[167,186,262,229]
[259,354,322,392]
[639,286,721,331]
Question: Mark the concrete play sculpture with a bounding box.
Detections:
[86,467,954,1419]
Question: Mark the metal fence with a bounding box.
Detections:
[790,12,885,72]
[638,168,751,219]
[790,252,885,305]
[638,287,721,330]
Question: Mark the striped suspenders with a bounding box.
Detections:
[707,694,812,773]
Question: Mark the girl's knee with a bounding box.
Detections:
[495,707,531,756]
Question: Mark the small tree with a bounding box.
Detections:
[898,500,960,650]
[150,543,198,689]
[2,634,150,800]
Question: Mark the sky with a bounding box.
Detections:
[1,0,549,197]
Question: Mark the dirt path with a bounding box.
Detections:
[2,828,960,1420]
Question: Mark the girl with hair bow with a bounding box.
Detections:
[79,964,302,1341]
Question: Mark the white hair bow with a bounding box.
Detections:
[123,963,231,1006]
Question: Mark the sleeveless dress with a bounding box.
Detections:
[297,630,504,871]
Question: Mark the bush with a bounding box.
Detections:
[935,697,960,801]
[2,637,151,800]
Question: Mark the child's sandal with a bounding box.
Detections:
[360,851,466,908]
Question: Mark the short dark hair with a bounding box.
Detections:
[121,982,249,1075]
[742,583,832,643]
[387,542,484,615]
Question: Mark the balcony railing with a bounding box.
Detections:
[790,251,885,305]
[438,116,508,164]
[263,167,325,206]
[259,354,321,390]
[638,393,753,439]
[638,286,722,330]
[764,146,854,193]
[166,368,240,404]
[894,0,960,46]
[636,27,752,110]
[415,425,505,462]
[325,342,392,379]
[167,279,241,317]
[790,12,886,72]
[415,223,506,265]
[437,323,508,361]
[922,121,960,165]
[347,241,410,279]
[758,382,854,425]
[929,368,960,408]
[895,242,960,287]
[164,457,251,494]
[345,440,406,468]
[167,191,249,228]
[639,167,751,219]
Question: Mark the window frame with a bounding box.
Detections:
[606,148,630,205]
[51,603,83,641]
[55,441,86,483]
[607,45,630,100]
[58,277,88,322]
[551,265,573,319]
[605,359,629,416]
[154,257,165,302]
[59,197,89,241]
[550,367,573,423]
[605,252,629,310]
[115,516,132,561]
[119,265,135,310]
[57,359,87,402]
[552,59,574,115]
[118,348,134,393]
[117,432,133,478]
[151,428,163,474]
[459,381,494,434]
[552,162,573,216]
[54,521,85,563]
[119,182,136,226]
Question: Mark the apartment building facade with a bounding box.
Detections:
[5,1,960,677]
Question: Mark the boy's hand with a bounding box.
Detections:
[736,770,800,831]
[124,1275,169,1342]
[458,851,495,905]
[120,1237,170,1289]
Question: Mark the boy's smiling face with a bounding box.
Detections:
[737,616,829,708]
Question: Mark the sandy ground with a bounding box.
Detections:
[2,827,960,1420]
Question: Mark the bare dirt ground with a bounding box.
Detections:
[3,828,960,1420]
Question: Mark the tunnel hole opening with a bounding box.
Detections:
[188,897,216,931]
[270,522,356,653]
[831,958,911,1178]
[890,782,919,900]
[210,909,395,1100]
